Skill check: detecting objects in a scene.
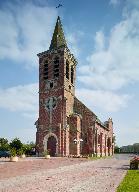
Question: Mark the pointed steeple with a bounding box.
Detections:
[49,16,67,50]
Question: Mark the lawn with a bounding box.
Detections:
[89,156,112,160]
[117,170,139,192]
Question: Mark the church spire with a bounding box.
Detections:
[49,16,67,50]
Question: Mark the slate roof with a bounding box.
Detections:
[49,16,67,50]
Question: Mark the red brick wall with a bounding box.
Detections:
[68,114,81,156]
[36,47,114,157]
[73,97,96,155]
[36,47,77,156]
[36,48,65,155]
[73,97,114,156]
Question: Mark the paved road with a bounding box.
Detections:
[0,155,131,192]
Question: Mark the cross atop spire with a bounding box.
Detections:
[49,16,67,50]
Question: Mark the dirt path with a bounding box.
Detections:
[0,156,130,192]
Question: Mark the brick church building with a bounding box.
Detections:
[35,16,114,157]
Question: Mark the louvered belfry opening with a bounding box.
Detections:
[66,60,69,79]
[54,57,59,78]
[43,60,48,80]
[71,66,74,84]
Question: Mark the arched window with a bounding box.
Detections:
[107,138,111,147]
[53,57,59,78]
[71,66,74,84]
[84,133,87,144]
[98,134,101,144]
[43,60,48,80]
[66,60,69,79]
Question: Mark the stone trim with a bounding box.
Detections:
[43,133,58,155]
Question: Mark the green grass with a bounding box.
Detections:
[88,156,112,160]
[117,170,139,192]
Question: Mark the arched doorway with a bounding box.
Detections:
[47,136,57,156]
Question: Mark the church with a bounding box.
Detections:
[35,16,114,157]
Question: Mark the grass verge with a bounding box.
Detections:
[117,170,139,192]
[88,156,112,160]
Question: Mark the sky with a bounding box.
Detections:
[0,0,139,146]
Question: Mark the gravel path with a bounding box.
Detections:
[0,156,130,192]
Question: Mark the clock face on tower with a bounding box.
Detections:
[45,97,57,111]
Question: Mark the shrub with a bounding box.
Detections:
[43,150,49,156]
[10,138,23,151]
[17,148,24,156]
[10,148,17,157]
[0,138,9,151]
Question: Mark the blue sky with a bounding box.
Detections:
[0,0,139,146]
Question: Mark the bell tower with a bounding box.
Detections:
[36,16,77,156]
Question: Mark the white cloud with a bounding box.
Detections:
[94,31,105,51]
[109,0,120,6]
[0,1,82,68]
[0,1,57,68]
[0,83,38,113]
[115,120,139,146]
[0,83,129,116]
[76,88,130,112]
[66,30,84,57]
[78,1,139,91]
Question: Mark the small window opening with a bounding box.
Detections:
[50,82,53,88]
[54,68,59,73]
[71,66,74,84]
[66,61,69,79]
[84,136,87,144]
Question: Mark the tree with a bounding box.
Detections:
[114,145,120,153]
[22,141,36,155]
[9,138,23,151]
[0,138,9,151]
[133,143,139,153]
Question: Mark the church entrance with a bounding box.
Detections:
[47,136,57,156]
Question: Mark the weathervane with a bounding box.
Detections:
[56,4,63,9]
